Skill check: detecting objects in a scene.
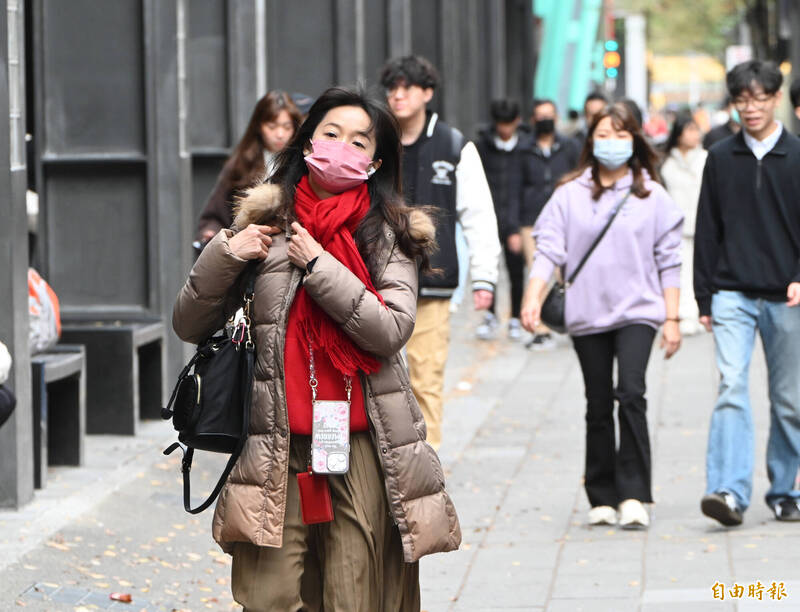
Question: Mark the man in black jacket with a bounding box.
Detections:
[380,55,501,450]
[474,99,531,341]
[520,99,579,348]
[695,60,800,527]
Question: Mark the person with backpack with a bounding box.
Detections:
[519,98,580,349]
[474,98,531,341]
[380,55,501,451]
[173,87,460,610]
[695,60,800,526]
[520,103,684,529]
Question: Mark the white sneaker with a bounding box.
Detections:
[475,312,498,340]
[508,318,523,341]
[588,505,617,526]
[618,499,649,530]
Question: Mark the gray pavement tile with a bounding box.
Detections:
[642,604,733,611]
[49,585,91,604]
[457,573,550,608]
[550,569,643,600]
[547,599,640,612]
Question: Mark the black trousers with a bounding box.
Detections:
[489,236,525,319]
[572,324,656,507]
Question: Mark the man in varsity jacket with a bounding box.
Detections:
[380,55,501,450]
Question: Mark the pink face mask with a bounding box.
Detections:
[304,139,375,194]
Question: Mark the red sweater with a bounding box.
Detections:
[284,297,368,434]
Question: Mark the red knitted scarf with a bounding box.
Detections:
[293,175,385,376]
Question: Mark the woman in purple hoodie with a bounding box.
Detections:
[521,103,683,530]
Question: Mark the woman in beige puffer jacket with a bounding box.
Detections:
[173,88,460,611]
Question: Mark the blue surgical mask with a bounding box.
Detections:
[730,108,740,124]
[593,139,633,170]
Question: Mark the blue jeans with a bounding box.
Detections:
[706,290,800,510]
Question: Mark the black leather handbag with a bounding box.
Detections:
[540,190,632,334]
[161,263,257,514]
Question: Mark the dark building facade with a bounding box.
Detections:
[1,0,536,507]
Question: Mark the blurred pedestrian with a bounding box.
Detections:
[695,60,800,526]
[380,55,501,451]
[790,77,800,128]
[173,87,460,610]
[474,99,530,341]
[574,91,609,149]
[521,102,684,529]
[660,112,707,335]
[520,98,579,349]
[195,91,302,246]
[703,96,740,149]
[620,98,644,130]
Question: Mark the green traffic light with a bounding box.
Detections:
[605,40,619,52]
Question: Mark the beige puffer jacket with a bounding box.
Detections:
[172,184,461,563]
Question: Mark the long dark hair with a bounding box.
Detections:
[561,102,660,200]
[664,112,696,155]
[227,91,302,190]
[269,86,434,274]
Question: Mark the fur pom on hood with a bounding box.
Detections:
[231,182,436,249]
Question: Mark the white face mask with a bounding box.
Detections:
[593,139,633,170]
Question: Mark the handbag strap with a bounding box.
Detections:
[162,260,260,514]
[565,189,632,286]
[164,342,255,514]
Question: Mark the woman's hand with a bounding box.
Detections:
[660,320,681,359]
[520,277,547,332]
[287,222,324,269]
[228,224,281,260]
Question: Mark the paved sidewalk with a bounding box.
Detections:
[422,305,800,612]
[2,299,799,611]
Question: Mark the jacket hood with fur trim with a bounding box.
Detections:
[232,182,436,253]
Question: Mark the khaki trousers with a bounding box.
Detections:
[406,297,451,450]
[231,433,420,612]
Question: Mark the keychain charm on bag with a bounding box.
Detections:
[309,345,351,475]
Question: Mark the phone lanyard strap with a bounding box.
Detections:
[308,344,352,405]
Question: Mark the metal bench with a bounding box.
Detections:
[60,320,166,435]
[31,345,86,489]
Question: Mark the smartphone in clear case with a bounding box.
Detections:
[311,399,350,474]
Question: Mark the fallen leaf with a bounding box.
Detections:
[45,540,70,552]
[117,580,133,587]
[109,592,132,603]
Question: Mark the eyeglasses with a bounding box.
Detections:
[732,95,774,111]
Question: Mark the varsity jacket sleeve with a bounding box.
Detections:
[455,141,501,292]
[693,152,721,316]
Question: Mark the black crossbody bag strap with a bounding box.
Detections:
[564,189,632,286]
[164,261,259,515]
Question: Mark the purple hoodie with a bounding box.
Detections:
[531,168,684,337]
